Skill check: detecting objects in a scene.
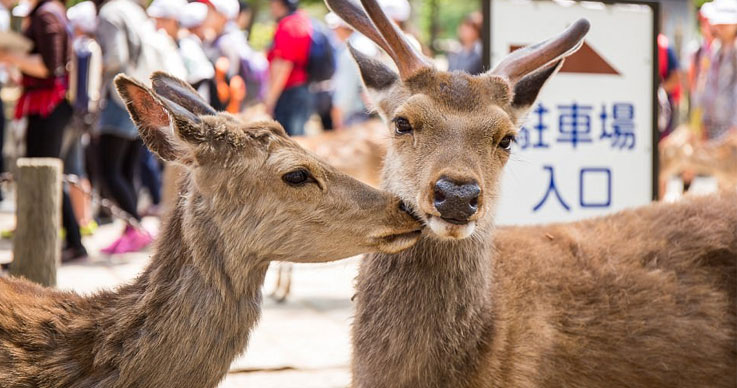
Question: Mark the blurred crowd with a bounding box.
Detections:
[0,0,482,262]
[659,0,737,142]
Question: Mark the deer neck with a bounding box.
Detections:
[83,189,268,387]
[353,232,495,388]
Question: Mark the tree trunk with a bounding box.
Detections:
[10,158,62,287]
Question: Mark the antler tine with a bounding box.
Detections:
[325,0,396,60]
[358,0,431,79]
[492,18,590,83]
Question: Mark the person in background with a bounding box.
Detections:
[236,0,251,35]
[95,0,154,254]
[325,12,373,129]
[200,0,262,112]
[688,2,716,136]
[701,0,737,141]
[0,0,88,261]
[658,33,682,138]
[378,0,423,54]
[266,0,312,136]
[0,0,11,203]
[448,12,483,75]
[143,0,192,217]
[65,0,101,236]
[177,1,214,99]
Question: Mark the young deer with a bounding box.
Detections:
[0,73,421,388]
[660,125,737,195]
[325,0,737,386]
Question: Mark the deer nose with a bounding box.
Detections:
[433,177,480,222]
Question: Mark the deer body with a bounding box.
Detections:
[0,198,264,388]
[354,193,737,388]
[322,0,737,386]
[0,73,421,388]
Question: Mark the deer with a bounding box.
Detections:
[324,0,737,386]
[0,72,422,388]
[659,125,737,196]
[271,119,388,301]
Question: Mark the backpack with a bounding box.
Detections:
[306,19,336,83]
[238,50,268,105]
[69,38,103,115]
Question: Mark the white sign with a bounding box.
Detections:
[490,0,656,225]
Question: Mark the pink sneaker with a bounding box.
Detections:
[101,234,126,255]
[112,228,153,254]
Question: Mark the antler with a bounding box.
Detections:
[491,18,590,83]
[325,0,431,80]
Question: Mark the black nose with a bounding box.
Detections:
[433,177,480,222]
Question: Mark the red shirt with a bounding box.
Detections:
[268,11,312,90]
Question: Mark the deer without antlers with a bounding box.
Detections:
[325,0,737,386]
[0,73,422,388]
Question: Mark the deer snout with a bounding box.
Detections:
[433,177,480,223]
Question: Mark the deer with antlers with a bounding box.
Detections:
[325,0,737,386]
[0,73,422,388]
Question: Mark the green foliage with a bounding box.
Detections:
[694,0,711,7]
[414,0,480,45]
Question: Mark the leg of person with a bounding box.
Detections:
[273,89,294,136]
[112,137,151,254]
[26,102,86,259]
[274,86,313,136]
[98,134,140,221]
[61,187,87,261]
[138,143,162,208]
[288,86,313,137]
[121,138,142,216]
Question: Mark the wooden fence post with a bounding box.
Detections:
[10,158,62,287]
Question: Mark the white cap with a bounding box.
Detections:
[325,12,348,29]
[67,1,97,34]
[11,0,31,17]
[179,2,208,29]
[378,0,410,23]
[201,0,239,20]
[705,0,737,25]
[147,0,188,20]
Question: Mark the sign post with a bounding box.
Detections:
[484,0,659,225]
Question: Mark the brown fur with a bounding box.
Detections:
[322,1,737,386]
[0,74,421,388]
[660,125,737,192]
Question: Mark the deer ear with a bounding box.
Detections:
[115,75,185,162]
[114,75,202,163]
[349,44,398,100]
[151,71,217,116]
[510,60,562,116]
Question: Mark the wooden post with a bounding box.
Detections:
[10,158,62,287]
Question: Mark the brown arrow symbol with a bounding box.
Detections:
[510,41,620,75]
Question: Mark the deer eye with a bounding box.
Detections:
[498,135,515,151]
[393,117,413,135]
[282,169,315,186]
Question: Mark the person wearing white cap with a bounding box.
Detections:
[147,0,187,41]
[377,0,422,53]
[199,0,239,51]
[64,1,102,239]
[325,11,375,129]
[177,2,215,93]
[95,0,166,254]
[700,0,737,140]
[199,0,265,112]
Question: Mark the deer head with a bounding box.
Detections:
[115,72,422,262]
[326,0,589,239]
